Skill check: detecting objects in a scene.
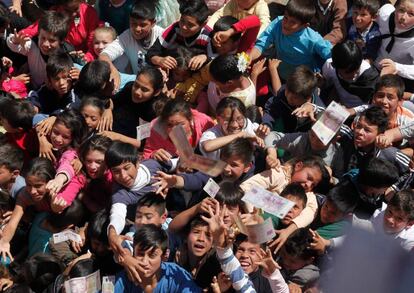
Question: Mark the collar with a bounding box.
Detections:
[130,164,151,192]
[317,0,334,15]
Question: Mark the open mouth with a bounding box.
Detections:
[240,261,250,269]
[193,243,206,251]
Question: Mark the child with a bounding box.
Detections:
[28,53,80,115]
[7,11,70,89]
[0,143,25,199]
[321,40,380,107]
[0,56,28,98]
[249,0,332,80]
[96,0,135,34]
[347,0,381,61]
[146,0,211,71]
[114,225,201,292]
[84,26,118,63]
[79,96,105,136]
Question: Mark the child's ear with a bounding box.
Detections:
[161,210,168,224]
[243,162,253,174]
[294,161,304,171]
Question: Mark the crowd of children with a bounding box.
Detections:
[0,0,413,291]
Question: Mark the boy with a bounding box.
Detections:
[6,11,70,89]
[28,53,80,115]
[347,0,381,61]
[146,0,211,71]
[249,0,332,80]
[0,143,25,199]
[114,224,201,292]
[99,1,164,90]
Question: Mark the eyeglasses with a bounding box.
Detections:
[221,116,245,127]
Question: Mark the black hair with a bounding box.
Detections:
[168,46,197,71]
[216,96,247,117]
[245,105,263,124]
[188,214,209,235]
[215,181,245,209]
[179,0,210,24]
[283,228,318,260]
[359,106,389,133]
[38,11,70,42]
[280,183,307,208]
[212,16,241,41]
[159,99,193,124]
[130,0,157,20]
[358,157,399,188]
[210,54,244,83]
[22,157,56,182]
[136,192,166,216]
[352,0,380,16]
[1,98,35,131]
[285,0,316,24]
[105,141,138,168]
[388,189,414,221]
[74,60,111,100]
[80,95,106,115]
[46,52,73,79]
[0,143,24,171]
[22,253,64,293]
[331,40,363,73]
[286,65,317,100]
[220,137,254,165]
[79,134,112,162]
[54,109,88,148]
[86,209,110,247]
[0,3,10,29]
[326,181,359,214]
[68,258,99,279]
[48,199,86,229]
[133,224,168,254]
[138,65,165,93]
[375,74,405,100]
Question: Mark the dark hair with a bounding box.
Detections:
[215,181,245,209]
[54,109,88,148]
[388,189,414,221]
[80,96,106,116]
[68,258,98,280]
[105,141,138,168]
[210,54,244,83]
[22,158,56,182]
[290,155,331,193]
[38,11,70,42]
[86,209,110,247]
[332,41,363,73]
[79,135,112,162]
[168,46,197,71]
[280,183,307,208]
[220,137,254,165]
[136,193,166,216]
[74,60,111,99]
[0,143,24,171]
[245,105,263,124]
[285,0,316,24]
[326,182,359,214]
[283,228,318,260]
[130,0,157,20]
[0,3,10,29]
[133,224,168,254]
[159,99,193,124]
[216,96,247,117]
[352,0,380,15]
[23,253,64,293]
[212,16,241,41]
[286,65,317,99]
[188,214,209,234]
[375,74,405,100]
[1,99,35,131]
[46,52,73,79]
[179,0,210,24]
[358,157,399,188]
[360,106,389,133]
[138,65,165,93]
[48,199,86,229]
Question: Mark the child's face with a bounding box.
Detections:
[61,0,81,18]
[235,241,261,274]
[131,73,157,103]
[223,204,240,227]
[212,34,238,55]
[320,198,345,224]
[50,122,72,150]
[236,0,258,10]
[372,87,400,117]
[187,224,213,257]
[84,150,106,179]
[111,161,139,188]
[0,165,17,187]
[353,116,379,149]
[93,31,114,56]
[221,154,251,182]
[352,8,375,32]
[282,13,307,36]
[165,113,192,139]
[395,1,414,30]
[38,29,61,56]
[280,248,312,271]
[25,175,47,202]
[135,206,166,228]
[218,108,246,135]
[134,246,163,278]
[285,88,308,108]
[48,70,72,96]
[383,205,412,234]
[179,15,203,38]
[172,67,192,83]
[282,195,305,226]
[291,163,322,192]
[130,18,155,41]
[81,105,101,132]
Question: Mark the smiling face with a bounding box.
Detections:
[352,7,375,32]
[187,224,213,258]
[38,29,61,56]
[235,241,261,274]
[50,122,73,150]
[84,149,106,179]
[395,1,414,30]
[218,108,246,135]
[353,116,379,149]
[110,161,138,188]
[25,175,48,202]
[130,18,155,41]
[372,87,400,117]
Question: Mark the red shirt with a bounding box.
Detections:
[6,129,39,163]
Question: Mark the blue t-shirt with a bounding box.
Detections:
[28,212,51,257]
[114,262,201,293]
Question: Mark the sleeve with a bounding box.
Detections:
[142,127,167,160]
[114,271,129,292]
[233,15,261,53]
[56,150,78,183]
[255,1,271,35]
[216,246,257,293]
[175,63,212,103]
[180,171,211,191]
[240,169,285,194]
[254,18,278,53]
[109,202,128,235]
[289,265,320,287]
[323,0,347,45]
[377,147,410,175]
[19,21,39,38]
[56,174,87,206]
[84,5,102,55]
[395,62,414,80]
[263,270,289,293]
[101,36,126,61]
[313,33,333,63]
[6,34,31,55]
[399,121,414,138]
[292,192,318,228]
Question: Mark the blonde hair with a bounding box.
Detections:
[94,26,117,41]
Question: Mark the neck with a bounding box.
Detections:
[358,143,375,153]
[139,270,159,291]
[357,22,373,34]
[188,252,202,271]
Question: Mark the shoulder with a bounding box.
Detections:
[378,4,395,22]
[153,25,164,37]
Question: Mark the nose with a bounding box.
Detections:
[197,232,206,242]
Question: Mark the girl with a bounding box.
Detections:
[143,99,215,162]
[80,96,105,137]
[38,109,87,213]
[199,97,269,160]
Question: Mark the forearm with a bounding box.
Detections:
[249,47,262,62]
[99,53,116,71]
[168,204,199,233]
[269,68,281,93]
[202,133,242,153]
